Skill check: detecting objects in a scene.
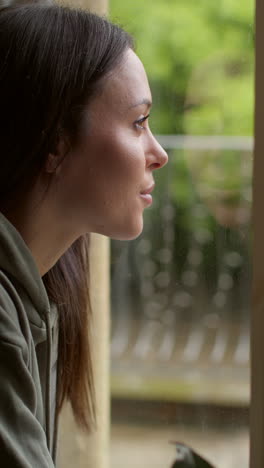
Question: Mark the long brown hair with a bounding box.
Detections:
[0,3,133,430]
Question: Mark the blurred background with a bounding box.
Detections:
[109,1,254,467]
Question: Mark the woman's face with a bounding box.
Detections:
[54,49,168,240]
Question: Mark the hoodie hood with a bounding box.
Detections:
[0,211,59,462]
[0,212,51,323]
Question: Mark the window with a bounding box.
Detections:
[110,1,254,467]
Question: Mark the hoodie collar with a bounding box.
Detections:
[0,212,51,320]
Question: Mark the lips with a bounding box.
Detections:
[140,182,155,195]
[140,183,155,207]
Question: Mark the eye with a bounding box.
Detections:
[134,114,150,131]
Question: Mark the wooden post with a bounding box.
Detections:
[58,235,110,468]
[57,1,110,466]
[72,0,108,14]
[250,0,264,467]
[87,232,110,468]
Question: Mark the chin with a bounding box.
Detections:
[109,220,144,241]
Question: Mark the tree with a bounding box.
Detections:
[110,0,254,135]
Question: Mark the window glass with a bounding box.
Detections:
[110,1,254,467]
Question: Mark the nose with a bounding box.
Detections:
[146,132,168,170]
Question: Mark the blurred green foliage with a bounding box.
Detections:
[110,0,253,316]
[110,0,254,135]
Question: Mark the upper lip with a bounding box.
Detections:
[140,182,155,195]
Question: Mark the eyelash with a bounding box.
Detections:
[134,114,150,130]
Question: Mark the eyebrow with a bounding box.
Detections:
[129,98,152,109]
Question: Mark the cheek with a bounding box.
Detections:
[93,135,144,181]
[61,133,144,212]
[56,139,146,238]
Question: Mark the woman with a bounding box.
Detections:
[0,3,168,466]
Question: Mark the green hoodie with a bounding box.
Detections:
[0,212,59,466]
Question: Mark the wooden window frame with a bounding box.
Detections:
[251,0,264,467]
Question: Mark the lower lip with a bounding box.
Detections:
[140,193,153,205]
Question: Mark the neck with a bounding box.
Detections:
[4,199,80,277]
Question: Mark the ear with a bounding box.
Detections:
[45,138,68,174]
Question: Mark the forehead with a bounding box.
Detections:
[92,49,152,114]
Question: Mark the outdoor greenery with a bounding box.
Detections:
[110,1,254,322]
[110,0,254,136]
[110,0,254,227]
